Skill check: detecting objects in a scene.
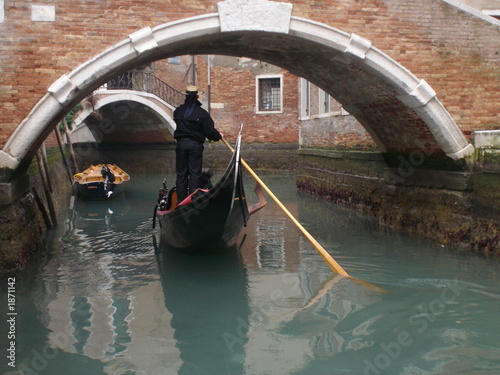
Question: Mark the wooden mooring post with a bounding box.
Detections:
[35,148,57,226]
[61,118,79,175]
[54,126,74,184]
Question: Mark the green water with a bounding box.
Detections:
[1,173,499,375]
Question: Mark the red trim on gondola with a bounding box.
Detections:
[176,189,209,207]
[156,188,209,215]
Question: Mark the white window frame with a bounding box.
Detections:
[256,74,283,114]
[318,89,331,117]
[168,56,181,64]
[299,78,310,120]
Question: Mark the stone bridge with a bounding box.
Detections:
[0,0,499,258]
[70,89,177,145]
[1,0,499,183]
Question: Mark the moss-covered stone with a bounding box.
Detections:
[0,151,72,273]
[297,150,499,255]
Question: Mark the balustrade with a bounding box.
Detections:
[107,71,185,107]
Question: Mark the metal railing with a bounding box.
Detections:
[107,70,185,107]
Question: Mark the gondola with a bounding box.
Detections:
[154,133,266,253]
[73,164,130,199]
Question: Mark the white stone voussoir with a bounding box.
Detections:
[153,14,221,49]
[68,39,137,91]
[4,93,63,161]
[363,46,419,94]
[218,0,293,33]
[0,151,19,171]
[48,74,78,106]
[414,97,473,158]
[344,33,372,60]
[289,17,351,53]
[403,79,437,108]
[129,27,158,54]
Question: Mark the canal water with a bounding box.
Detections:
[1,172,499,375]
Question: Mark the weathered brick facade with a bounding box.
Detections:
[150,55,300,144]
[298,79,377,150]
[197,56,299,144]
[1,0,499,266]
[1,0,498,154]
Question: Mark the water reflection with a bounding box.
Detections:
[238,221,383,374]
[155,240,250,374]
[254,217,287,270]
[11,191,173,374]
[71,194,131,221]
[2,173,499,375]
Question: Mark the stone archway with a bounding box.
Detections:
[0,0,473,181]
[70,90,177,144]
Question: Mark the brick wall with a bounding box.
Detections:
[149,55,299,144]
[0,0,498,149]
[299,80,377,150]
[197,56,299,144]
[153,56,196,93]
[0,0,218,146]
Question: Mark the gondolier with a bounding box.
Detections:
[174,85,223,202]
[155,128,267,253]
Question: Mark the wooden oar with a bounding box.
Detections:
[222,138,387,293]
[222,138,348,276]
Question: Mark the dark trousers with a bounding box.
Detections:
[175,138,204,202]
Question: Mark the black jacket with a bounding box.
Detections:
[173,99,221,143]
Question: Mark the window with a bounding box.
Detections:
[319,89,330,115]
[256,75,282,113]
[168,56,181,64]
[299,78,310,119]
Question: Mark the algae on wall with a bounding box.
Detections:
[297,148,499,255]
[0,148,72,273]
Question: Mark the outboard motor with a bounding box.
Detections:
[101,165,115,198]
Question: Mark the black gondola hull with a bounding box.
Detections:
[156,140,249,253]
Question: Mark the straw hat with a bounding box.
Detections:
[181,85,204,95]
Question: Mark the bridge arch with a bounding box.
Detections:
[0,0,473,180]
[71,90,177,144]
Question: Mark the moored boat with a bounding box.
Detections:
[154,134,266,253]
[73,164,130,199]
